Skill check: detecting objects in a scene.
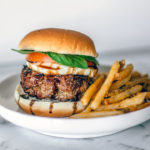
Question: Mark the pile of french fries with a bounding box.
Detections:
[70,60,150,119]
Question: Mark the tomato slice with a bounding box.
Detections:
[26,52,95,67]
[26,52,56,63]
[86,60,95,67]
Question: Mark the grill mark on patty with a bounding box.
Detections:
[49,102,54,114]
[30,100,35,115]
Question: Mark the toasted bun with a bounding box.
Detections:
[18,28,98,57]
[15,84,85,117]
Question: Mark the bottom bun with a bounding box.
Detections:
[14,84,85,117]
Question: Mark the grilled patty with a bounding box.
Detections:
[20,66,93,101]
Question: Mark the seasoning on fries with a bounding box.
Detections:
[70,60,150,119]
[110,74,131,91]
[96,93,146,111]
[104,85,143,104]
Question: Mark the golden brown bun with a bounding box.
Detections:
[14,84,85,117]
[18,28,98,57]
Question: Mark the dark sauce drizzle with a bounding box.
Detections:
[72,102,77,115]
[30,100,35,115]
[49,102,54,114]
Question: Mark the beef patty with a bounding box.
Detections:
[20,66,93,101]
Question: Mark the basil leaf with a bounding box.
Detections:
[45,52,88,69]
[78,55,99,65]
[84,56,99,65]
[12,49,34,54]
[12,49,98,69]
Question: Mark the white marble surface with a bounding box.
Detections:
[0,49,150,150]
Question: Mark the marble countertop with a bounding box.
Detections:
[0,49,150,150]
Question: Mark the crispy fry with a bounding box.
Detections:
[83,94,97,112]
[146,92,150,99]
[93,72,101,81]
[90,61,120,110]
[107,89,123,97]
[83,105,92,112]
[70,110,123,118]
[148,80,150,85]
[81,75,105,106]
[125,76,148,88]
[119,59,125,71]
[146,86,150,92]
[131,71,141,80]
[143,74,149,78]
[104,85,143,104]
[120,101,150,112]
[115,64,133,81]
[136,102,150,110]
[110,74,131,91]
[96,93,146,111]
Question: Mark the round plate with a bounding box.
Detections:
[0,66,150,138]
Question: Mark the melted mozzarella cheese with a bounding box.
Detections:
[27,62,98,77]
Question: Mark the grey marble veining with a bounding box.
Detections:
[0,50,150,150]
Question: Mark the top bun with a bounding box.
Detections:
[18,28,98,57]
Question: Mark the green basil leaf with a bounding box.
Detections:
[44,52,88,69]
[79,55,99,65]
[12,49,98,69]
[12,49,34,54]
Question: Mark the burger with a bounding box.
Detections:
[13,28,99,117]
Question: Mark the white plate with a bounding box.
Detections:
[0,66,150,138]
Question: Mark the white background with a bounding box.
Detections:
[0,0,150,63]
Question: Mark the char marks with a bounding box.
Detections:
[21,66,93,102]
[30,100,35,115]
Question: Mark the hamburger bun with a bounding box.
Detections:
[15,84,85,117]
[18,28,98,57]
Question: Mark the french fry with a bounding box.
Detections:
[146,86,150,92]
[81,75,105,106]
[143,74,149,78]
[146,92,150,99]
[83,94,97,112]
[115,64,133,81]
[119,59,125,71]
[136,101,150,110]
[148,80,150,85]
[93,72,101,81]
[70,110,123,118]
[107,89,123,97]
[83,105,92,112]
[96,93,146,111]
[90,61,120,110]
[125,76,148,88]
[104,85,143,104]
[131,71,141,80]
[110,74,131,91]
[120,101,150,113]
